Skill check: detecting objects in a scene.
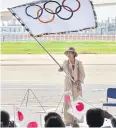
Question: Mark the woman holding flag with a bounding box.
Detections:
[59,47,85,126]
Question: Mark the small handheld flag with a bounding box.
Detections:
[15,107,41,127]
[67,96,93,120]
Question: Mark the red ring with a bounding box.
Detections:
[62,0,80,12]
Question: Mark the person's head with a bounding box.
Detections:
[0,110,17,127]
[0,110,10,127]
[64,47,77,60]
[86,108,104,127]
[45,116,65,127]
[44,112,61,123]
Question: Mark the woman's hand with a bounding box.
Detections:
[74,80,81,86]
[73,80,81,91]
[58,67,63,72]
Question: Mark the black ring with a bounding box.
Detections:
[25,5,43,19]
[55,5,73,20]
[43,1,62,14]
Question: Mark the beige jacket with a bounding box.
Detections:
[62,59,85,91]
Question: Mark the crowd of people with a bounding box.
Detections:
[0,108,116,127]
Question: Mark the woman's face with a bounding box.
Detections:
[66,51,75,59]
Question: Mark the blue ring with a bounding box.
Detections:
[25,5,43,19]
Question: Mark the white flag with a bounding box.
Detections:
[67,96,93,120]
[8,0,97,36]
[15,107,41,127]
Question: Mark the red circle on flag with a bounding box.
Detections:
[27,122,38,128]
[76,102,84,111]
[17,111,24,121]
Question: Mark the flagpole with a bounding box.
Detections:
[8,8,75,83]
[8,9,62,67]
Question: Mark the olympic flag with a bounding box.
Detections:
[8,0,97,36]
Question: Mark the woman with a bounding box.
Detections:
[58,47,85,126]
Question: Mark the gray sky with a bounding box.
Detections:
[0,0,116,21]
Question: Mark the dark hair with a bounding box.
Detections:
[45,116,65,127]
[0,110,10,126]
[44,112,61,123]
[86,108,104,127]
[74,53,76,58]
[0,110,17,127]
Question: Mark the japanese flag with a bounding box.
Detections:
[67,96,93,120]
[15,107,41,128]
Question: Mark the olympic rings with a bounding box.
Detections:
[25,5,43,19]
[43,1,61,14]
[62,0,80,12]
[55,5,73,20]
[37,8,55,23]
[25,0,81,23]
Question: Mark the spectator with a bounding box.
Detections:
[0,110,10,127]
[0,110,16,127]
[45,116,65,127]
[44,112,62,123]
[86,108,104,127]
[44,112,79,127]
[86,108,116,128]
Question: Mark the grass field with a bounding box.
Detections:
[1,41,116,54]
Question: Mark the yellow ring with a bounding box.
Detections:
[37,8,55,23]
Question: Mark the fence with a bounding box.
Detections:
[1,17,116,42]
[1,34,116,42]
